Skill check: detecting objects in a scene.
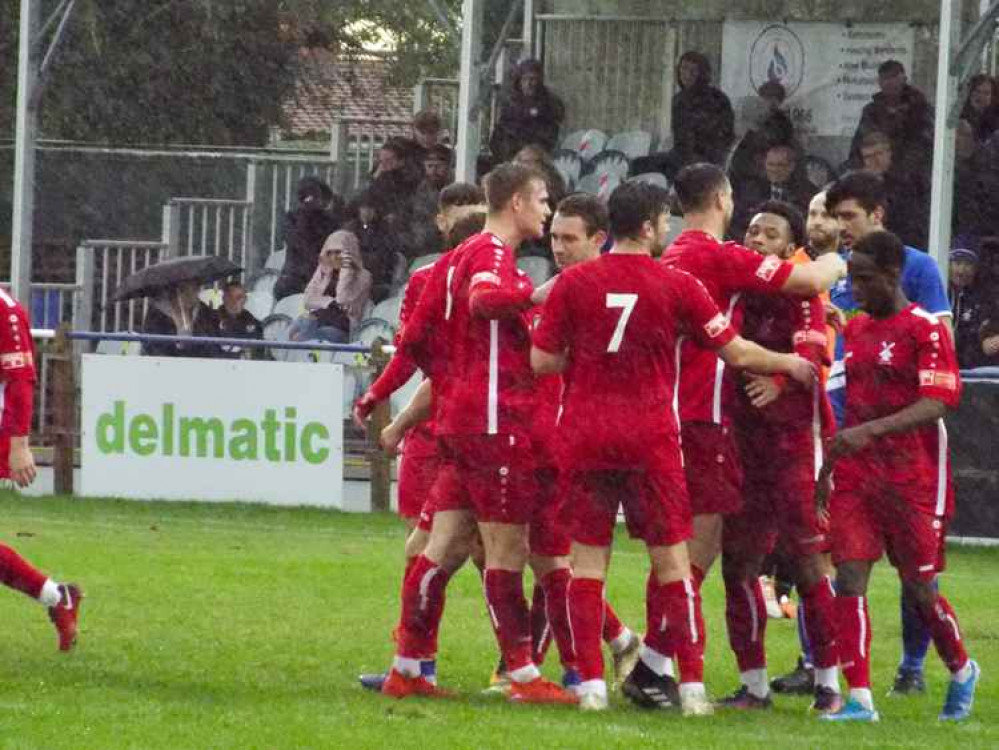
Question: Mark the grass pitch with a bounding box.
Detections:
[0,494,995,749]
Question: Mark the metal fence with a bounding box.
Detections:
[162,198,253,266]
[75,240,171,334]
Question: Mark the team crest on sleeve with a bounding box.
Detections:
[919,370,957,390]
[755,255,782,282]
[704,313,728,338]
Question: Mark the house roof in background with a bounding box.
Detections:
[283,49,414,139]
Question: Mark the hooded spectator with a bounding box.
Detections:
[345,193,404,303]
[275,176,341,300]
[949,248,994,368]
[961,74,999,145]
[489,58,566,162]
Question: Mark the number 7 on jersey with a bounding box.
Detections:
[606,293,638,352]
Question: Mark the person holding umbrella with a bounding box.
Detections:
[113,255,241,358]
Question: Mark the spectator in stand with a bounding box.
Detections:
[961,74,999,145]
[729,81,799,191]
[289,230,372,344]
[489,58,565,162]
[953,120,989,243]
[731,143,816,241]
[402,109,446,165]
[214,281,263,360]
[422,144,454,193]
[368,137,424,222]
[849,59,933,181]
[859,131,929,250]
[142,280,219,358]
[632,50,735,179]
[344,193,403,305]
[275,176,341,300]
[514,144,567,207]
[406,144,456,262]
[949,248,994,369]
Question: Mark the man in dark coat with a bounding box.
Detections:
[275,176,341,300]
[214,282,263,360]
[489,58,565,162]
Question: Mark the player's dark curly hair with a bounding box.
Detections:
[852,230,905,271]
[825,170,886,216]
[750,199,806,248]
[438,182,484,212]
[608,181,671,241]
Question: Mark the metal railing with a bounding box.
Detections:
[329,116,412,196]
[75,240,170,334]
[162,198,253,266]
[413,78,460,138]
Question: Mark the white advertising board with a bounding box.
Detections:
[720,21,916,138]
[80,356,344,507]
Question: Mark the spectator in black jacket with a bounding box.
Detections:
[214,282,263,360]
[731,143,816,241]
[345,193,403,304]
[489,58,565,162]
[859,131,929,249]
[142,281,218,358]
[729,80,800,191]
[632,50,735,179]
[949,248,995,368]
[849,60,934,181]
[275,176,341,300]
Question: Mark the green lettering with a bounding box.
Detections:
[300,422,330,465]
[229,419,258,461]
[163,403,174,456]
[284,407,297,462]
[179,417,225,458]
[96,401,125,454]
[128,414,158,457]
[262,409,281,462]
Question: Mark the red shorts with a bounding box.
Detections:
[680,422,743,516]
[529,468,571,558]
[397,448,440,520]
[725,424,829,559]
[562,466,691,548]
[429,433,539,525]
[830,479,948,582]
[0,436,9,478]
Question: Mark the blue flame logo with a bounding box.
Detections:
[768,43,788,83]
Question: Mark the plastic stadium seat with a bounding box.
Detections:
[244,291,274,321]
[562,129,608,161]
[261,313,293,361]
[198,288,222,309]
[352,317,396,349]
[408,253,441,275]
[606,131,652,160]
[577,172,621,200]
[368,296,403,328]
[517,256,554,287]
[553,149,584,190]
[629,172,671,189]
[264,249,286,271]
[590,150,631,180]
[272,293,305,320]
[249,269,280,297]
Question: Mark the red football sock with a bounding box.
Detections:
[483,569,534,673]
[800,576,838,670]
[918,595,970,674]
[541,568,575,669]
[660,578,705,683]
[567,577,604,682]
[0,544,47,599]
[835,595,871,689]
[724,575,767,672]
[396,554,451,660]
[644,571,668,656]
[530,582,552,666]
[602,601,625,643]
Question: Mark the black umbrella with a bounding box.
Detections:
[112,255,242,302]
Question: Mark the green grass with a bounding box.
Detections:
[0,494,995,749]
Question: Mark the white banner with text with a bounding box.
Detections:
[720,21,916,138]
[80,356,344,507]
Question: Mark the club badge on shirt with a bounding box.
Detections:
[878,341,896,365]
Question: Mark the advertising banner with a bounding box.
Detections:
[80,356,344,507]
[720,21,916,138]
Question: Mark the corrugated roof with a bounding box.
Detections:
[282,49,413,139]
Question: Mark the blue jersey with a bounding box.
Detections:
[827,245,950,425]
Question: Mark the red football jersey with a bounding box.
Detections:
[533,253,736,470]
[437,232,536,437]
[527,301,563,469]
[839,304,962,515]
[662,230,795,425]
[0,289,36,437]
[737,292,833,429]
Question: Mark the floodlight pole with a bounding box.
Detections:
[10,0,41,305]
[928,0,963,288]
[456,0,484,183]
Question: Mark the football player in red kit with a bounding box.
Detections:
[0,288,82,650]
[661,163,845,589]
[718,201,841,713]
[532,182,817,714]
[818,230,979,723]
[380,164,575,704]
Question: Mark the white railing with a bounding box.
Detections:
[162,198,253,267]
[75,240,170,334]
[413,78,460,138]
